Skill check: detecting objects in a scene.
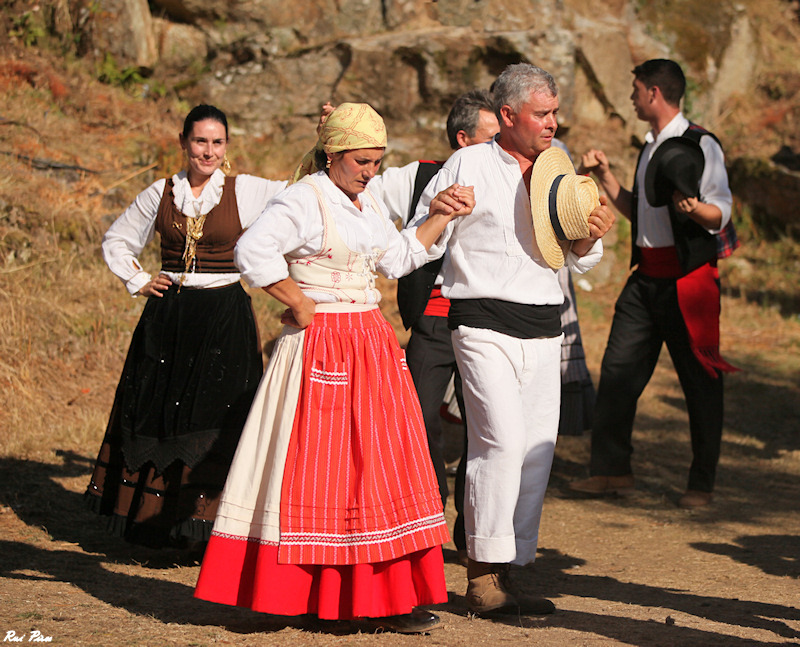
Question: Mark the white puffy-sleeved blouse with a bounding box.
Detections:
[102,168,287,295]
[234,171,429,304]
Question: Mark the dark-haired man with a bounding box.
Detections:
[570,58,735,508]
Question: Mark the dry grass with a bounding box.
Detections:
[0,51,186,463]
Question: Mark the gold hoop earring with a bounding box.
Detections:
[222,154,232,175]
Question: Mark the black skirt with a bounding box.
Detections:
[85,282,263,548]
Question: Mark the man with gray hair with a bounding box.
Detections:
[410,63,614,615]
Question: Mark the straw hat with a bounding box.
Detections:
[530,146,600,270]
[645,136,705,207]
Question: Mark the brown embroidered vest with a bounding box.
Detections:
[156,175,241,273]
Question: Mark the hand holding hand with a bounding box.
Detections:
[430,183,475,219]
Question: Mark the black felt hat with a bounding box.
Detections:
[644,137,705,207]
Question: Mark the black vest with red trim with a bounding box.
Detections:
[396,161,445,330]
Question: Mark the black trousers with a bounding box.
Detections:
[590,272,724,492]
[405,314,467,549]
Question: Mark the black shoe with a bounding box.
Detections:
[363,608,442,633]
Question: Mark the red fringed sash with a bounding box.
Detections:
[639,247,739,378]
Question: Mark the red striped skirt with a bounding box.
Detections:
[195,306,449,619]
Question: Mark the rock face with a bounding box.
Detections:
[729,158,800,239]
[77,0,797,233]
[85,0,670,152]
[88,1,751,146]
[91,0,157,69]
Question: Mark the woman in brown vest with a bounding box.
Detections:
[84,105,287,550]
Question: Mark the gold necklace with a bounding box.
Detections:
[179,203,207,288]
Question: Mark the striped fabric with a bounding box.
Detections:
[279,308,449,565]
[557,268,592,384]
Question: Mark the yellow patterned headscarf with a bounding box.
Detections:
[290,102,387,184]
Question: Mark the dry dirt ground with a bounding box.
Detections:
[1,285,799,647]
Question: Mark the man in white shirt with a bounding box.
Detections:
[410,63,614,615]
[570,59,735,508]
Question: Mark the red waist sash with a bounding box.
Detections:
[639,246,738,378]
[422,287,451,318]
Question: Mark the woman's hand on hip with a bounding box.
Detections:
[281,295,317,329]
[137,274,173,297]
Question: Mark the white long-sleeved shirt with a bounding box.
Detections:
[636,112,732,247]
[234,171,429,303]
[367,161,421,225]
[369,160,454,289]
[409,139,603,306]
[102,169,287,295]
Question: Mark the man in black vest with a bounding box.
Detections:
[570,59,737,508]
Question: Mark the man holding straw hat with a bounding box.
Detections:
[410,63,614,616]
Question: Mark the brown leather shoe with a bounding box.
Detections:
[569,474,635,496]
[466,560,518,613]
[678,490,713,508]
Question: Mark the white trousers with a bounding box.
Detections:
[452,326,561,565]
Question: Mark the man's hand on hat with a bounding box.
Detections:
[431,183,475,219]
[587,195,615,240]
[671,190,723,229]
[566,195,615,259]
[672,190,699,214]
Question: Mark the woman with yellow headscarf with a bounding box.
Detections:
[195,103,474,633]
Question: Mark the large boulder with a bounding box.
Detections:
[729,158,800,239]
[90,0,157,69]
[701,11,757,122]
[152,18,207,72]
[151,0,386,42]
[183,26,576,168]
[571,15,638,129]
[433,0,562,31]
